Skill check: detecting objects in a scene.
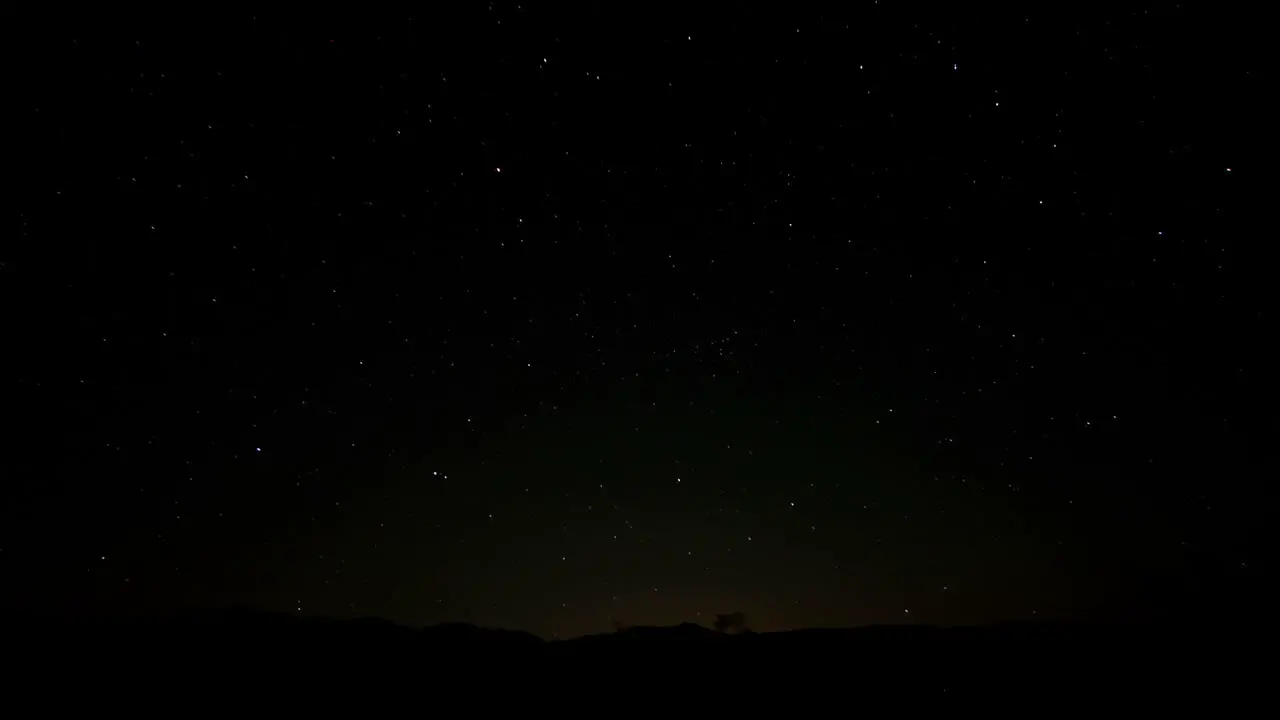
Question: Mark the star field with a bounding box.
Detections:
[3,7,1269,639]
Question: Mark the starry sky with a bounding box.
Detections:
[4,7,1270,639]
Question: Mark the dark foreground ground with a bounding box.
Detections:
[2,611,1264,706]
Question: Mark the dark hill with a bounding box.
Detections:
[1,611,1261,704]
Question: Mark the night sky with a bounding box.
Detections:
[4,7,1269,640]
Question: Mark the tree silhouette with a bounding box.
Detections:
[714,612,748,634]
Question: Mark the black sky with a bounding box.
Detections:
[3,6,1270,639]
